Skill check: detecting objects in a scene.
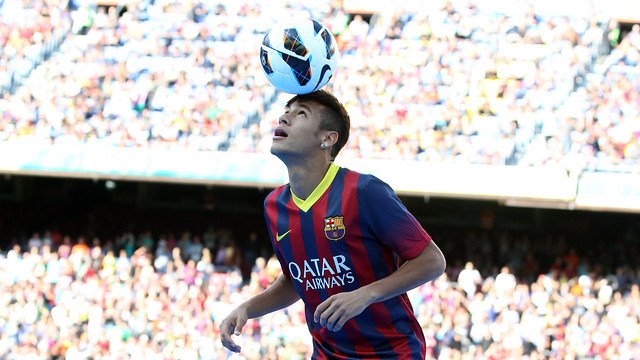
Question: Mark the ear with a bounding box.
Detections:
[321,131,339,147]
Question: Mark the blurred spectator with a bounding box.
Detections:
[153,238,171,273]
[494,265,517,297]
[457,261,482,299]
[185,235,204,262]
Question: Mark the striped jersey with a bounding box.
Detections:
[264,163,432,359]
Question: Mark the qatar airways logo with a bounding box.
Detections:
[289,255,355,291]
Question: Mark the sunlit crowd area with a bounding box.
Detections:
[1,225,639,359]
[1,0,639,173]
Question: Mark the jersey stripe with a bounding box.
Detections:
[320,170,384,359]
[299,196,358,359]
[265,186,287,275]
[274,187,292,279]
[283,187,351,359]
[355,174,426,359]
[311,183,377,359]
[344,170,418,358]
[337,169,407,359]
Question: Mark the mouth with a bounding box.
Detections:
[273,128,288,138]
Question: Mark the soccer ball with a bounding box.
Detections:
[260,17,338,94]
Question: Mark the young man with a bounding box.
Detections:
[220,90,446,359]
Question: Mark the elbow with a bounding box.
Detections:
[427,241,446,279]
[435,253,446,277]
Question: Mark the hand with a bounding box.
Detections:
[219,306,248,353]
[313,289,371,332]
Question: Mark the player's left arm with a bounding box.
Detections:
[315,176,446,332]
[314,241,445,332]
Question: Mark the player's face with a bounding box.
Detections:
[271,100,325,159]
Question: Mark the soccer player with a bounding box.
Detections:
[220,90,446,359]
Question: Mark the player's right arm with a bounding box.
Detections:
[220,273,300,352]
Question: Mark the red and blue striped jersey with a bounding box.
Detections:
[264,164,431,360]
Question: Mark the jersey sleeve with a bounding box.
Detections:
[263,190,292,280]
[359,175,431,260]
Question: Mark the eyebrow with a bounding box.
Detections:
[285,102,314,114]
[298,103,312,112]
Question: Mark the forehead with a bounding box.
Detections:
[286,100,322,112]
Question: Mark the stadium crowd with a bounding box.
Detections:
[0,1,639,359]
[1,226,640,359]
[0,0,638,173]
[0,0,72,94]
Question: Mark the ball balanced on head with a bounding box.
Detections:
[260,17,339,94]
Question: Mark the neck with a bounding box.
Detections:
[287,160,332,200]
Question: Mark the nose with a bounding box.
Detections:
[278,115,290,125]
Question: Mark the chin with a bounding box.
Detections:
[270,144,285,156]
[270,144,296,162]
[270,143,280,154]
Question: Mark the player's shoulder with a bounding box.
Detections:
[339,166,390,191]
[264,184,289,206]
[268,184,289,195]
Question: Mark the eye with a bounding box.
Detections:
[298,111,307,117]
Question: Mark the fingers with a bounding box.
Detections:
[234,319,245,336]
[220,317,246,353]
[313,298,330,323]
[325,310,347,332]
[221,337,241,353]
[220,326,241,352]
[314,297,347,332]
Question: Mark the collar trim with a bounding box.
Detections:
[291,163,339,212]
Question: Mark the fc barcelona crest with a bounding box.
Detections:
[323,216,346,241]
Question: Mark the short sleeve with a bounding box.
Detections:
[359,175,431,260]
[264,191,292,281]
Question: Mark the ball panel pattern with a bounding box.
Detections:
[260,18,338,94]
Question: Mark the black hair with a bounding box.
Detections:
[286,90,350,159]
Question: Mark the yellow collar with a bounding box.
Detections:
[291,163,339,212]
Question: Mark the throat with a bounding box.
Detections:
[288,163,337,210]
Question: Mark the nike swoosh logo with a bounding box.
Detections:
[276,230,291,242]
[312,64,332,92]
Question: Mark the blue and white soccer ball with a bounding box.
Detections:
[260,17,338,94]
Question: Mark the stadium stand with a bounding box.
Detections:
[0,0,72,95]
[0,0,638,173]
[0,218,639,359]
[0,173,638,359]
